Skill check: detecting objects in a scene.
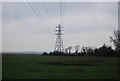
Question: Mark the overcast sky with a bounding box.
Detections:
[2,2,118,52]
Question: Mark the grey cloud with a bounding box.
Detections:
[2,2,118,52]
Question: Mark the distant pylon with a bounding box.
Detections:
[54,24,64,52]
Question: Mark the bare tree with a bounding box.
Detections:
[68,46,72,55]
[75,45,80,55]
[65,46,72,55]
[81,46,94,54]
[65,48,69,54]
[110,30,120,51]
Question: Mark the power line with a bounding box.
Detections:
[62,2,66,26]
[60,0,65,26]
[42,2,56,28]
[32,2,51,28]
[60,0,62,25]
[54,3,60,25]
[27,1,65,34]
[27,0,39,20]
[27,0,53,34]
[42,2,50,20]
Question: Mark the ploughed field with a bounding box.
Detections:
[2,54,119,79]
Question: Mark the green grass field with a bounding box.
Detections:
[2,54,120,79]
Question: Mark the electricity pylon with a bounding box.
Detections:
[54,24,64,52]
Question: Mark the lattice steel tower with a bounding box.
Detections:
[54,24,64,52]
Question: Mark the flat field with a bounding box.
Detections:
[2,54,120,79]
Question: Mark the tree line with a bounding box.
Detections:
[43,30,120,57]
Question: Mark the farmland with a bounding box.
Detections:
[2,54,120,79]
